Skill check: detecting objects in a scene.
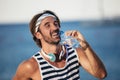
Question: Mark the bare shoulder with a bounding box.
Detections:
[20,57,38,73]
[13,57,38,80]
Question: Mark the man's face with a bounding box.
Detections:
[38,16,61,45]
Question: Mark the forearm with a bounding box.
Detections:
[80,41,107,78]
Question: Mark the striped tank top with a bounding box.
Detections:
[33,45,80,80]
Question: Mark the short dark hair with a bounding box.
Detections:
[29,10,60,48]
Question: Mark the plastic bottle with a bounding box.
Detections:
[60,31,80,48]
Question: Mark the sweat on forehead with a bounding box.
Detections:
[35,13,57,33]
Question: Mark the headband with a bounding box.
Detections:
[35,13,56,32]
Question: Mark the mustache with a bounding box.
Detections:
[51,29,60,35]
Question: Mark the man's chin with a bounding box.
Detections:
[53,40,60,45]
[53,37,60,41]
[51,41,59,45]
[51,37,61,44]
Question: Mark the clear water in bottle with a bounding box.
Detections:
[60,31,80,48]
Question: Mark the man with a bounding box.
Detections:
[13,10,107,80]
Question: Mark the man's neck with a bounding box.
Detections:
[42,43,61,55]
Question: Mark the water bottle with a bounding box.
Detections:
[60,31,80,48]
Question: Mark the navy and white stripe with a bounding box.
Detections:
[33,45,80,80]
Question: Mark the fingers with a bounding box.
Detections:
[65,30,85,41]
[65,30,78,38]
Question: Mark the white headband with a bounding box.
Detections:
[35,13,56,32]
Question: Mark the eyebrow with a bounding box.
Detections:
[44,22,50,26]
[44,20,58,26]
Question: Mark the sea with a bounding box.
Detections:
[0,20,120,80]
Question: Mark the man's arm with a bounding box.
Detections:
[13,58,37,80]
[66,30,107,79]
[76,45,107,79]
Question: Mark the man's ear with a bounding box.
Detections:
[34,32,42,39]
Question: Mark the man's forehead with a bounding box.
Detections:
[41,16,57,23]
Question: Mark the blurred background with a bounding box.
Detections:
[0,0,120,80]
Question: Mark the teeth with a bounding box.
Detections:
[52,32,60,38]
[53,33,57,35]
[52,32,58,36]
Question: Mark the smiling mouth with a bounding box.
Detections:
[52,32,60,38]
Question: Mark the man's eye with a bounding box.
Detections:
[45,24,50,28]
[54,22,59,26]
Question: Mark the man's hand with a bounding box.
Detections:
[65,30,88,50]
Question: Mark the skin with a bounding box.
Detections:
[13,16,107,80]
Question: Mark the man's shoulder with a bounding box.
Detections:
[20,57,38,71]
[16,57,38,75]
[13,58,39,80]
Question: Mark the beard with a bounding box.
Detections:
[40,29,61,45]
